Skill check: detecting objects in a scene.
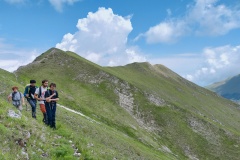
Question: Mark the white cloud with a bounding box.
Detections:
[48,0,80,12]
[140,0,240,43]
[0,40,38,72]
[56,7,146,66]
[145,20,188,43]
[149,46,240,86]
[0,53,37,72]
[188,0,240,36]
[149,53,204,76]
[184,45,240,86]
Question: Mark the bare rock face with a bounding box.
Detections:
[114,87,134,114]
[188,117,221,146]
[144,92,165,107]
[8,109,22,119]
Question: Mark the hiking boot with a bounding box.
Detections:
[32,112,36,119]
[43,113,48,125]
[51,125,56,130]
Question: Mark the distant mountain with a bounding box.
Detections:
[206,74,240,102]
[0,48,240,159]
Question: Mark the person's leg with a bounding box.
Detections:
[51,103,57,129]
[14,104,22,112]
[14,101,22,111]
[40,104,47,124]
[33,99,37,118]
[28,99,37,118]
[45,104,52,126]
[18,105,23,111]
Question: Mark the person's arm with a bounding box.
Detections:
[34,93,39,100]
[34,88,42,101]
[50,97,59,102]
[24,86,29,98]
[7,94,12,102]
[51,91,59,102]
[46,91,59,102]
[21,93,25,105]
[45,92,57,102]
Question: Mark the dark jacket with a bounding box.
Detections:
[44,90,59,106]
[24,85,37,100]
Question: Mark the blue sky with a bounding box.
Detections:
[0,0,240,86]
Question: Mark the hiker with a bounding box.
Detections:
[8,86,25,111]
[45,83,59,129]
[24,80,38,118]
[34,80,48,124]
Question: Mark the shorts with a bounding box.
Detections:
[40,104,46,113]
[13,101,22,111]
[14,105,23,111]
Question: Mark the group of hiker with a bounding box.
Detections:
[8,79,59,129]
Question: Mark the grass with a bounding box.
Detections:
[0,47,239,159]
[0,67,175,159]
[0,95,175,159]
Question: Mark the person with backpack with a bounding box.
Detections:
[34,79,48,124]
[24,80,38,118]
[8,86,25,111]
[45,83,59,129]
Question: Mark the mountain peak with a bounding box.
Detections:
[2,48,240,159]
[33,48,65,62]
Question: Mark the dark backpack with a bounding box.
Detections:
[24,84,37,99]
[12,92,22,101]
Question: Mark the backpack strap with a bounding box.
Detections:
[12,92,15,101]
[48,89,50,97]
[38,86,41,98]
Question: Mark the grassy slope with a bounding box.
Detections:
[0,72,174,159]
[11,48,240,159]
[104,62,240,159]
[1,49,176,159]
[105,62,240,132]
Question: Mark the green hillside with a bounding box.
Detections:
[1,48,240,159]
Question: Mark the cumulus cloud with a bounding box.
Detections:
[56,7,146,66]
[140,0,240,43]
[184,45,240,86]
[48,0,80,12]
[144,20,188,43]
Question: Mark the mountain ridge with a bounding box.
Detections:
[207,74,240,101]
[0,48,240,159]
